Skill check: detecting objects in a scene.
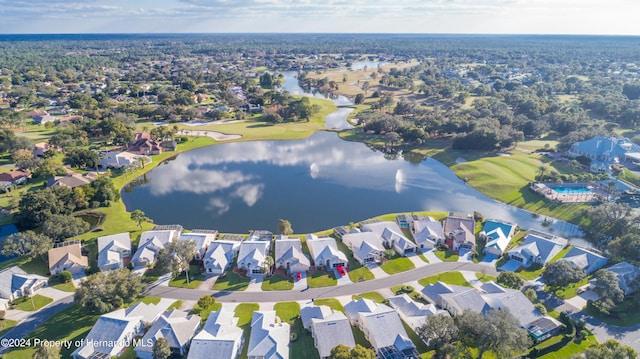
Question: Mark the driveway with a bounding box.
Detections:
[459,270,483,289]
[564,289,600,310]
[407,253,429,268]
[498,259,522,272]
[246,276,264,292]
[367,264,389,279]
[293,272,308,290]
[458,249,473,262]
[333,269,353,286]
[572,311,640,353]
[422,250,442,263]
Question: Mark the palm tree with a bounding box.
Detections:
[262,256,274,274]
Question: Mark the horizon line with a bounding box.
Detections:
[0,32,639,37]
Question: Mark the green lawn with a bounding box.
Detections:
[131,295,161,305]
[380,256,415,275]
[348,266,375,282]
[3,304,100,358]
[12,294,53,311]
[418,271,471,287]
[352,326,373,349]
[434,250,459,262]
[313,298,344,313]
[545,277,589,299]
[0,319,18,337]
[418,253,429,263]
[274,302,300,322]
[517,246,572,280]
[168,265,205,289]
[402,320,429,354]
[274,302,319,359]
[585,295,640,326]
[307,270,337,288]
[262,274,294,291]
[49,280,76,292]
[475,272,497,283]
[213,270,250,291]
[352,291,386,303]
[234,303,260,359]
[537,335,597,359]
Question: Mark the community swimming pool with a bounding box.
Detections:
[551,186,593,195]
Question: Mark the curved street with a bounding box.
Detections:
[148,261,498,302]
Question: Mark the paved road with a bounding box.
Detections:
[0,295,74,354]
[149,262,499,302]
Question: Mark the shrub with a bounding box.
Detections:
[535,303,547,315]
[402,285,414,293]
[59,270,72,283]
[290,332,298,342]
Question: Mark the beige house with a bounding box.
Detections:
[48,242,89,275]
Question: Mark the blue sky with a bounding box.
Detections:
[0,0,637,35]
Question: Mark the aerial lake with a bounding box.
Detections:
[121,69,588,246]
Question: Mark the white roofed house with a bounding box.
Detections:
[72,300,172,359]
[237,236,272,277]
[99,151,150,169]
[361,221,417,256]
[559,246,608,274]
[178,230,218,261]
[203,240,241,275]
[443,215,476,252]
[97,232,132,272]
[306,235,348,269]
[274,235,310,275]
[131,229,179,268]
[0,266,47,309]
[342,232,384,265]
[300,305,355,359]
[387,294,449,331]
[188,309,244,359]
[507,231,567,268]
[480,220,516,257]
[135,310,201,359]
[344,298,419,359]
[412,216,445,250]
[247,311,290,359]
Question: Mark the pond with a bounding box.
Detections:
[121,131,588,246]
[0,224,19,261]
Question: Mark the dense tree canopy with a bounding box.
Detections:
[74,269,146,314]
[542,260,586,287]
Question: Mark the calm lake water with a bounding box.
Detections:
[0,224,18,261]
[122,71,589,247]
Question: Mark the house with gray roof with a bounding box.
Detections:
[188,309,244,359]
[135,310,201,359]
[361,221,417,256]
[387,294,449,330]
[131,229,179,268]
[73,299,172,359]
[237,239,271,276]
[568,136,640,173]
[0,266,47,308]
[559,246,607,274]
[247,311,290,359]
[412,216,444,250]
[203,240,241,275]
[178,231,217,260]
[507,231,567,268]
[300,305,355,359]
[480,220,516,256]
[306,235,348,269]
[420,282,475,308]
[591,261,640,295]
[344,299,419,359]
[341,232,384,265]
[443,215,476,251]
[97,232,132,272]
[274,236,310,274]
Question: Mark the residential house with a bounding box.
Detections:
[237,237,271,276]
[48,242,88,275]
[97,232,132,271]
[127,137,162,155]
[567,136,640,173]
[203,240,241,275]
[341,232,384,265]
[72,300,172,359]
[507,231,567,268]
[178,231,217,260]
[387,294,449,330]
[131,229,180,268]
[33,114,56,124]
[332,226,349,239]
[300,305,355,359]
[443,215,476,251]
[161,140,178,151]
[560,247,608,274]
[480,220,516,257]
[0,266,47,308]
[274,236,310,274]
[247,311,289,359]
[361,221,417,256]
[99,151,150,169]
[135,310,201,359]
[306,235,348,269]
[591,261,640,295]
[47,171,98,189]
[344,299,419,359]
[33,142,52,157]
[0,170,31,190]
[412,217,445,250]
[188,309,244,359]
